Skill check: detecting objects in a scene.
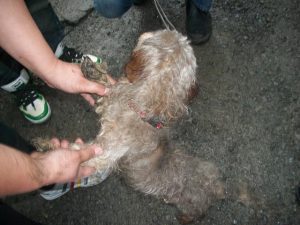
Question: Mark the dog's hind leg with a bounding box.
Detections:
[120,141,224,224]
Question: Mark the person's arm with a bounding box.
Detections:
[0,0,57,80]
[0,143,102,196]
[0,0,108,105]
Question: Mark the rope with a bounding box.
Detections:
[153,0,176,30]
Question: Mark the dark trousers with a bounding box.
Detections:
[0,1,61,224]
[94,0,212,18]
[0,201,43,225]
[0,0,64,86]
[0,122,35,153]
[0,123,44,225]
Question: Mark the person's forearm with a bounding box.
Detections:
[0,144,45,196]
[0,0,58,81]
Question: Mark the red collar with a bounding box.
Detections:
[128,100,164,129]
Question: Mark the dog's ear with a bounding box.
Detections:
[124,50,145,83]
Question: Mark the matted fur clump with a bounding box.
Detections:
[35,30,224,224]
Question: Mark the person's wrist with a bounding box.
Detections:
[29,152,50,187]
[38,57,61,87]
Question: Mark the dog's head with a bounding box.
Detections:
[124,30,197,125]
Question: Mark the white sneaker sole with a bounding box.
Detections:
[1,69,30,92]
[24,102,51,124]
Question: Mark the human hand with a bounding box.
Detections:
[31,138,103,186]
[41,59,116,105]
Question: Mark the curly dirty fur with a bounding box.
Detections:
[35,30,224,223]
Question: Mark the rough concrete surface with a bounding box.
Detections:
[1,0,299,224]
[49,0,94,23]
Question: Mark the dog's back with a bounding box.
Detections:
[93,30,224,223]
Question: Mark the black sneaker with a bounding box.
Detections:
[54,42,102,64]
[186,0,212,45]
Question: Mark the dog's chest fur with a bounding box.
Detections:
[89,82,163,171]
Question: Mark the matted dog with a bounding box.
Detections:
[36,30,225,224]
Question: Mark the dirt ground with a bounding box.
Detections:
[1,0,299,224]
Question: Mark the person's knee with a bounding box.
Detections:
[94,0,133,18]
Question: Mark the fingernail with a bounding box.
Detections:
[94,147,103,155]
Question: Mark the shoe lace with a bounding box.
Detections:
[16,87,40,110]
[59,47,83,63]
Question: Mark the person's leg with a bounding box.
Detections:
[0,0,64,87]
[0,122,35,154]
[0,201,43,225]
[192,0,212,12]
[0,60,25,90]
[25,0,65,51]
[0,0,61,124]
[0,0,65,74]
[0,125,44,225]
[0,59,51,124]
[186,0,213,45]
[94,0,133,18]
[27,0,102,64]
[0,62,52,125]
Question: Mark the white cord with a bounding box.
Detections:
[153,0,176,30]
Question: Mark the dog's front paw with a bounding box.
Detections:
[81,56,109,85]
[32,137,54,152]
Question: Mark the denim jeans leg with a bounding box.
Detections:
[94,0,133,18]
[192,0,212,12]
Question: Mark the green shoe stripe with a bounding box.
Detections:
[96,57,102,64]
[22,99,50,121]
[26,103,51,124]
